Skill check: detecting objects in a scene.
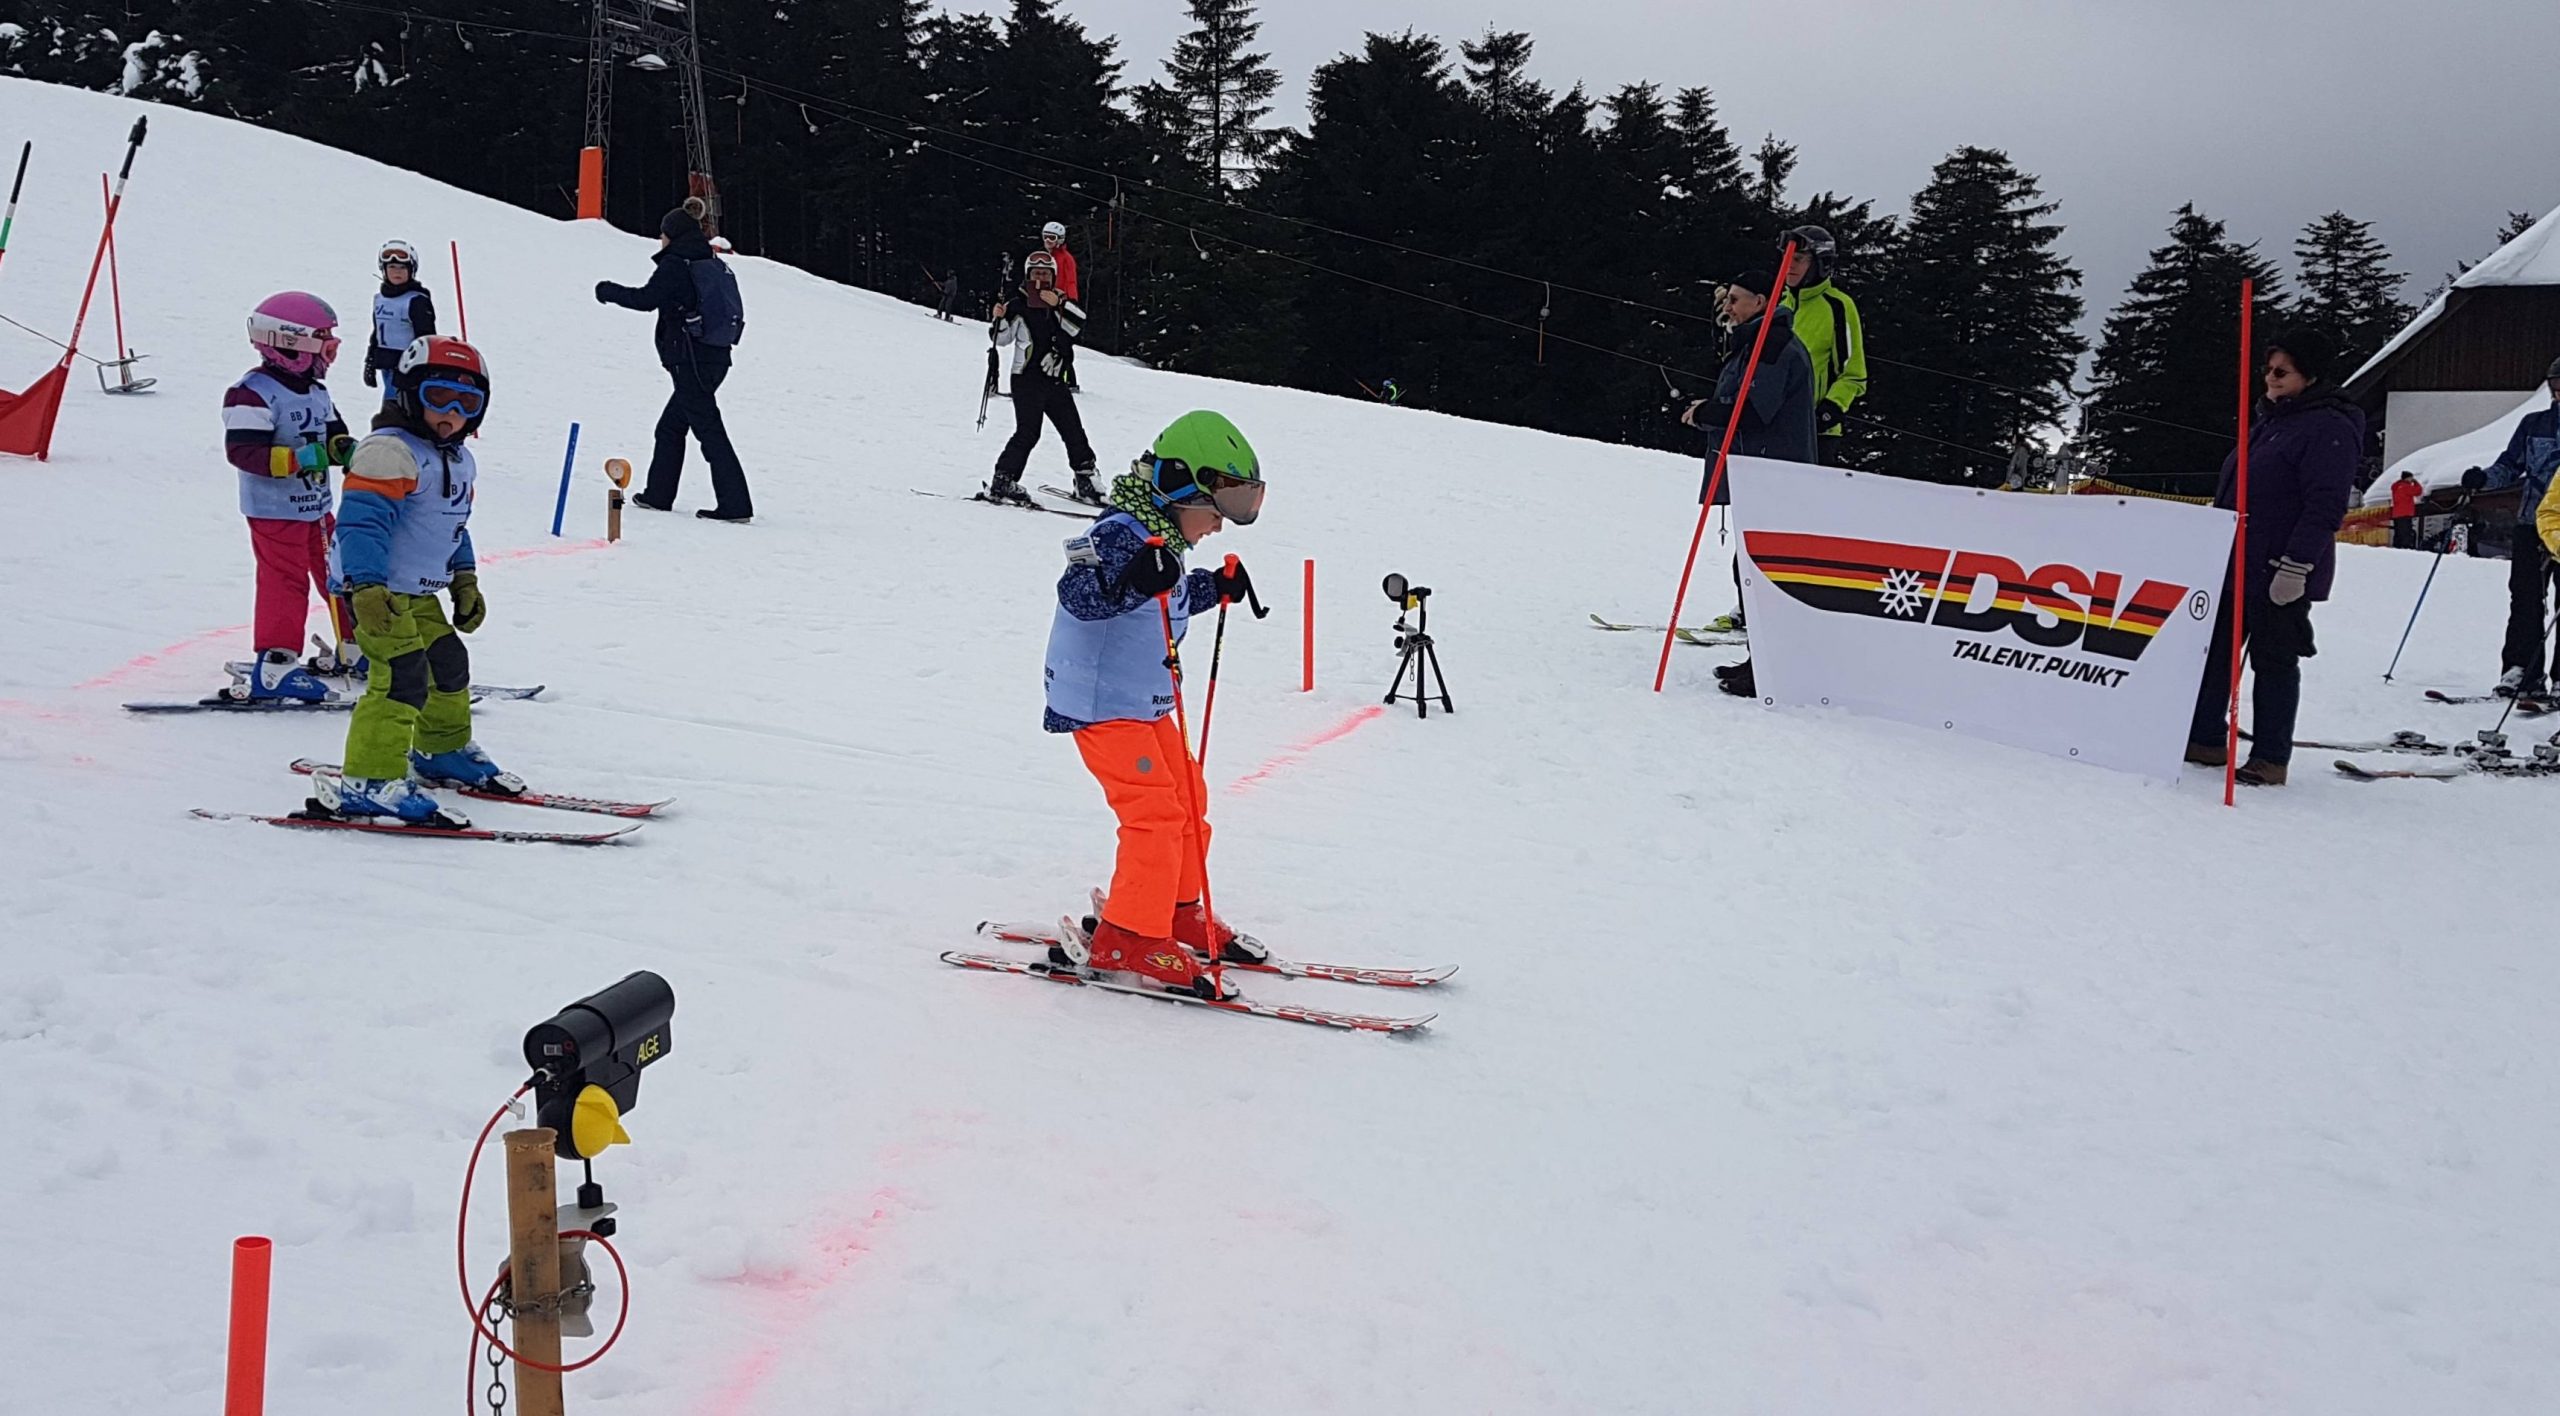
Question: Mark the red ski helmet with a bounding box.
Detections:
[394,335,492,438]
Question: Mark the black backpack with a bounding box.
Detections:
[683,255,746,348]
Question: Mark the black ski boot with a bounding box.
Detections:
[979,473,1034,507]
[1068,472,1104,505]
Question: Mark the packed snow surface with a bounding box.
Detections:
[0,79,2550,1415]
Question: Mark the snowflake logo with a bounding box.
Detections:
[1876,568,1928,618]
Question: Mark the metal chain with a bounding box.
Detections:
[482,1291,512,1416]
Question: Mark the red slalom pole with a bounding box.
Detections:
[1301,558,1315,692]
[1655,246,1796,692]
[449,240,469,339]
[62,117,147,369]
[100,174,128,362]
[2223,280,2255,806]
[224,1236,273,1416]
[1152,539,1222,991]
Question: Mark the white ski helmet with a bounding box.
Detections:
[378,239,420,273]
[1041,220,1067,241]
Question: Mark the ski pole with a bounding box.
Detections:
[1194,555,1270,772]
[63,117,146,364]
[2382,543,2447,682]
[0,141,30,285]
[1152,538,1221,992]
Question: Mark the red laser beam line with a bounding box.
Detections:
[697,1189,905,1416]
[1226,704,1386,794]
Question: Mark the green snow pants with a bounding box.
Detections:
[343,591,472,780]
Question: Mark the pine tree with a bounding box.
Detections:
[1161,0,1281,194]
[2086,204,2286,496]
[1862,147,2084,483]
[2291,211,2409,375]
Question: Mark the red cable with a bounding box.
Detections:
[457,1084,634,1410]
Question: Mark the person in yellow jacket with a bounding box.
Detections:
[1777,224,1868,465]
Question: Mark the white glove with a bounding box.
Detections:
[2268,557,2313,606]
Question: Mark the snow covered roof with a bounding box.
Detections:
[2345,204,2560,390]
[2358,387,2549,506]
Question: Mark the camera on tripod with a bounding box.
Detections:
[1382,573,1453,718]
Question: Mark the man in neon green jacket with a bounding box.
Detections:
[1777,224,1868,465]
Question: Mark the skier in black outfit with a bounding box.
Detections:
[1678,271,1816,699]
[984,250,1099,507]
[594,198,755,522]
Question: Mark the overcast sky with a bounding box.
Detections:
[967,0,2552,338]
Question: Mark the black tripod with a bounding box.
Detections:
[1385,582,1453,718]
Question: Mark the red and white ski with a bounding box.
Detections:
[191,807,638,846]
[940,951,1433,1034]
[975,919,1456,988]
[287,760,670,818]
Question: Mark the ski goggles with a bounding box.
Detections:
[417,378,487,417]
[1150,457,1265,525]
[379,249,417,270]
[269,325,340,356]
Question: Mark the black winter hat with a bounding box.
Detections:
[2546,354,2560,382]
[1727,270,1775,299]
[2267,327,2338,385]
[659,197,708,241]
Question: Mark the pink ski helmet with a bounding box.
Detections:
[247,291,340,376]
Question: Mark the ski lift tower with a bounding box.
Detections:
[579,0,719,234]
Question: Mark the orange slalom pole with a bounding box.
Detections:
[224,1236,273,1416]
[1301,558,1315,692]
[449,240,469,339]
[1654,246,1796,692]
[1151,539,1221,990]
[2223,280,2255,807]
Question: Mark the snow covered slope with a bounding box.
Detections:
[3,78,2554,1415]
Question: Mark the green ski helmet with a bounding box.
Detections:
[1142,410,1265,525]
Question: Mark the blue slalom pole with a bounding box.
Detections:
[550,422,580,537]
[2383,543,2446,682]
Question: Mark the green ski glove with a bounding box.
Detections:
[448,571,486,634]
[349,584,397,636]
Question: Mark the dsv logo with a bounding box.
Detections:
[1743,531,2196,662]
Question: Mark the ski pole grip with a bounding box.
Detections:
[1223,555,1271,620]
[119,117,147,179]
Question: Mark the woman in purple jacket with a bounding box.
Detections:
[2186,329,2364,785]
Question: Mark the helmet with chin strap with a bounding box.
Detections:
[393,335,492,439]
[1141,410,1265,526]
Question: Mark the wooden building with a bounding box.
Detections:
[2345,206,2560,469]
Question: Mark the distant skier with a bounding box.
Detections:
[226,291,356,700]
[1677,270,1816,697]
[2388,470,2423,549]
[1040,220,1079,302]
[935,267,961,322]
[2459,355,2560,696]
[595,198,755,522]
[1043,412,1270,998]
[984,249,1099,506]
[317,335,515,825]
[362,240,437,407]
[1776,224,1868,467]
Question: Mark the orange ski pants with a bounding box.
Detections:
[1074,715,1210,939]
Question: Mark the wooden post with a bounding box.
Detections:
[605,458,631,543]
[504,1129,567,1416]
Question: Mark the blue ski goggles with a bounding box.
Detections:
[417,378,488,418]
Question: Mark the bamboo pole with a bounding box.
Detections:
[504,1130,566,1416]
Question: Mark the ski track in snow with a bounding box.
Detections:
[1,78,2554,1415]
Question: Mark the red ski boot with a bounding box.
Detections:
[1083,918,1237,1000]
[1173,900,1269,965]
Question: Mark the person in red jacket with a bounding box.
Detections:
[2388,470,2423,549]
[1041,221,1079,300]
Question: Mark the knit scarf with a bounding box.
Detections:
[1109,471,1187,554]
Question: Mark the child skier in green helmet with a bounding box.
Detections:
[1041,411,1268,998]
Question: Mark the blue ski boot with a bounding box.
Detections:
[245,648,334,702]
[409,742,526,798]
[315,772,454,825]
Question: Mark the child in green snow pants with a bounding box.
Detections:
[344,592,475,779]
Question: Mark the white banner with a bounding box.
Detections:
[1726,458,2238,781]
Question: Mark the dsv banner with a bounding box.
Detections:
[1727,458,2236,780]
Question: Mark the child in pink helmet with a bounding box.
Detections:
[225,292,357,699]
